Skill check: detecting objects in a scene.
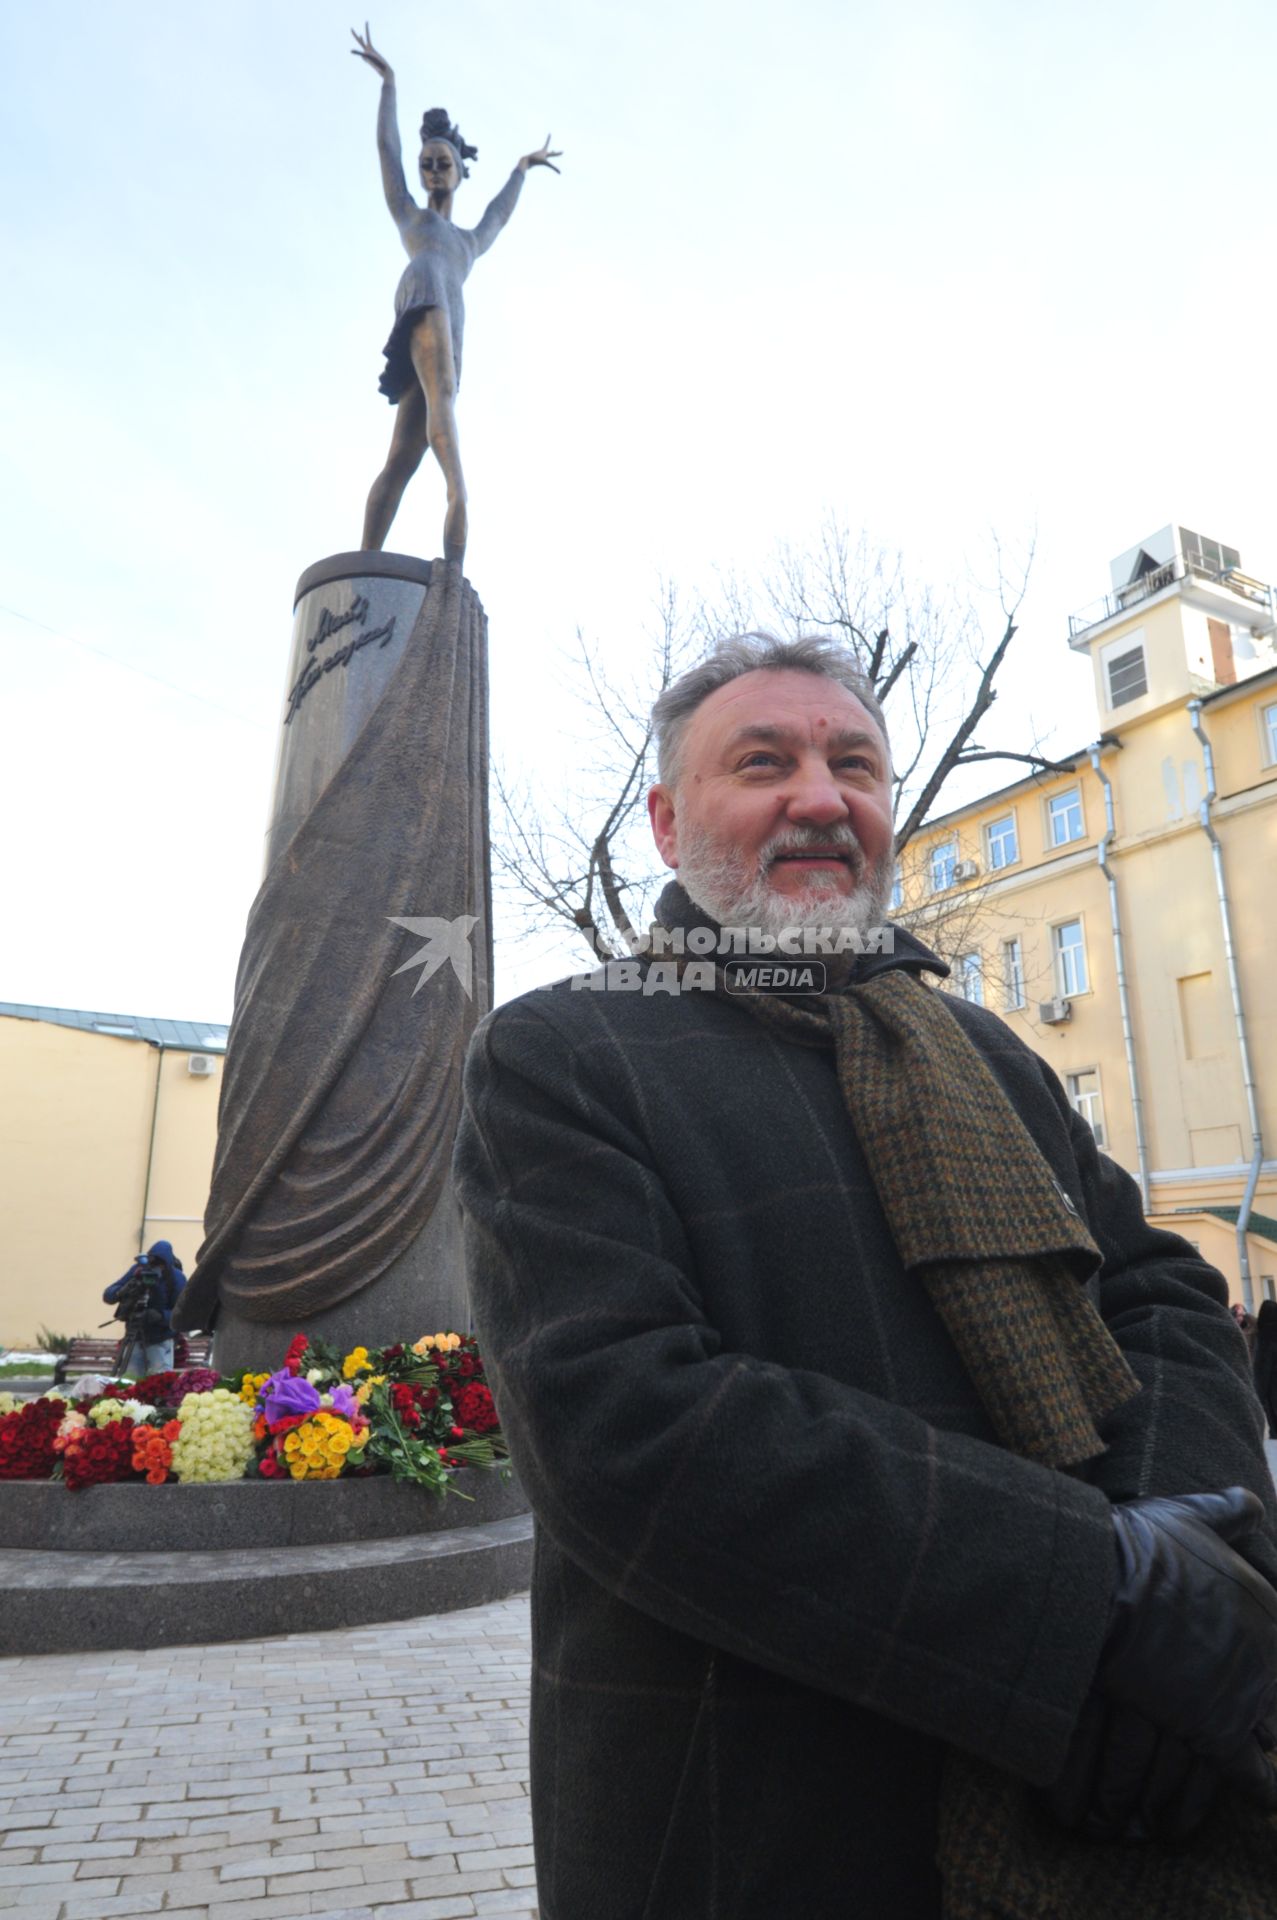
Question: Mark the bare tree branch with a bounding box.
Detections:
[893,611,1017,851]
[955,749,1078,773]
[876,638,918,704]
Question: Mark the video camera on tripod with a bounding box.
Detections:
[102,1255,171,1373]
[109,1261,162,1329]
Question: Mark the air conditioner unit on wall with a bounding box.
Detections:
[187,1053,217,1077]
[953,859,980,882]
[1038,998,1072,1026]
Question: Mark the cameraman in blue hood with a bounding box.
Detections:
[103,1239,186,1377]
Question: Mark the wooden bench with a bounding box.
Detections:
[52,1334,213,1385]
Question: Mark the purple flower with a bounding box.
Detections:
[261,1371,321,1423]
[326,1384,359,1420]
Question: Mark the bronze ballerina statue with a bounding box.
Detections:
[350,25,560,564]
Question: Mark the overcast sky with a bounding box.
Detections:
[3,0,1275,1022]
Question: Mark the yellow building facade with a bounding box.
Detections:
[0,1008,226,1349]
[901,525,1277,1308]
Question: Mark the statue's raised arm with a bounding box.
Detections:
[350,25,415,228]
[350,25,561,564]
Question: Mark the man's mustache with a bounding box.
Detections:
[761,827,864,874]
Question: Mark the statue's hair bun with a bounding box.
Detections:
[419,107,478,177]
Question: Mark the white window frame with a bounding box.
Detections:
[929,839,958,893]
[1001,937,1025,1010]
[1047,787,1085,847]
[1263,701,1277,768]
[956,952,984,1005]
[984,812,1019,871]
[1052,918,1089,998]
[1065,1067,1106,1147]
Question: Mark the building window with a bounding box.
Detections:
[1180,528,1240,577]
[890,865,903,911]
[1001,938,1025,1010]
[1048,788,1084,846]
[956,953,984,1005]
[1053,919,1088,997]
[929,840,957,893]
[985,813,1018,870]
[1264,702,1277,766]
[1105,642,1148,707]
[1066,1069,1106,1147]
[1263,1274,1276,1304]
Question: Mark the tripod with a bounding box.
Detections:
[103,1268,173,1379]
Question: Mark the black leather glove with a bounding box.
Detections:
[1048,1696,1224,1843]
[1103,1490,1277,1776]
[1048,1488,1277,1842]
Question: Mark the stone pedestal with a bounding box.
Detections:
[176,554,492,1371]
[0,1473,532,1653]
[266,552,435,871]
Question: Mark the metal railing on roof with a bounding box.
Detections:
[1068,559,1275,639]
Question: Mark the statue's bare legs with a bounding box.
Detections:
[361,381,427,551]
[409,314,468,564]
[359,310,468,564]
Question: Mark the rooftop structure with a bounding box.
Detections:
[1068,522,1275,651]
[0,1003,229,1053]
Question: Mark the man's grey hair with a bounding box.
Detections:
[651,631,891,788]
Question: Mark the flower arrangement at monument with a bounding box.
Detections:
[0,1331,507,1494]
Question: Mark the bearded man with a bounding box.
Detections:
[454,633,1277,1919]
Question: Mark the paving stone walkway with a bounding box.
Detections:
[3,1445,1274,1919]
[0,1593,535,1919]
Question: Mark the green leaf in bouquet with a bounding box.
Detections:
[305,1335,345,1378]
[447,1435,502,1471]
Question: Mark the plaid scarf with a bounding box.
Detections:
[715,965,1141,1465]
[655,899,1277,1917]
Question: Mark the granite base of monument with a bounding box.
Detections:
[0,1471,531,1654]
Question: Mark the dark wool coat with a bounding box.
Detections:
[453,926,1277,1920]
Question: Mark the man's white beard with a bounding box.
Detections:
[676,822,895,943]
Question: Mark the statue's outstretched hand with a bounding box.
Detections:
[350,22,394,83]
[519,136,563,174]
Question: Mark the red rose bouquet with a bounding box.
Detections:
[0,1396,67,1480]
[60,1417,137,1491]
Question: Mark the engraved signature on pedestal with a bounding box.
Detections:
[307,596,371,656]
[285,598,398,724]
